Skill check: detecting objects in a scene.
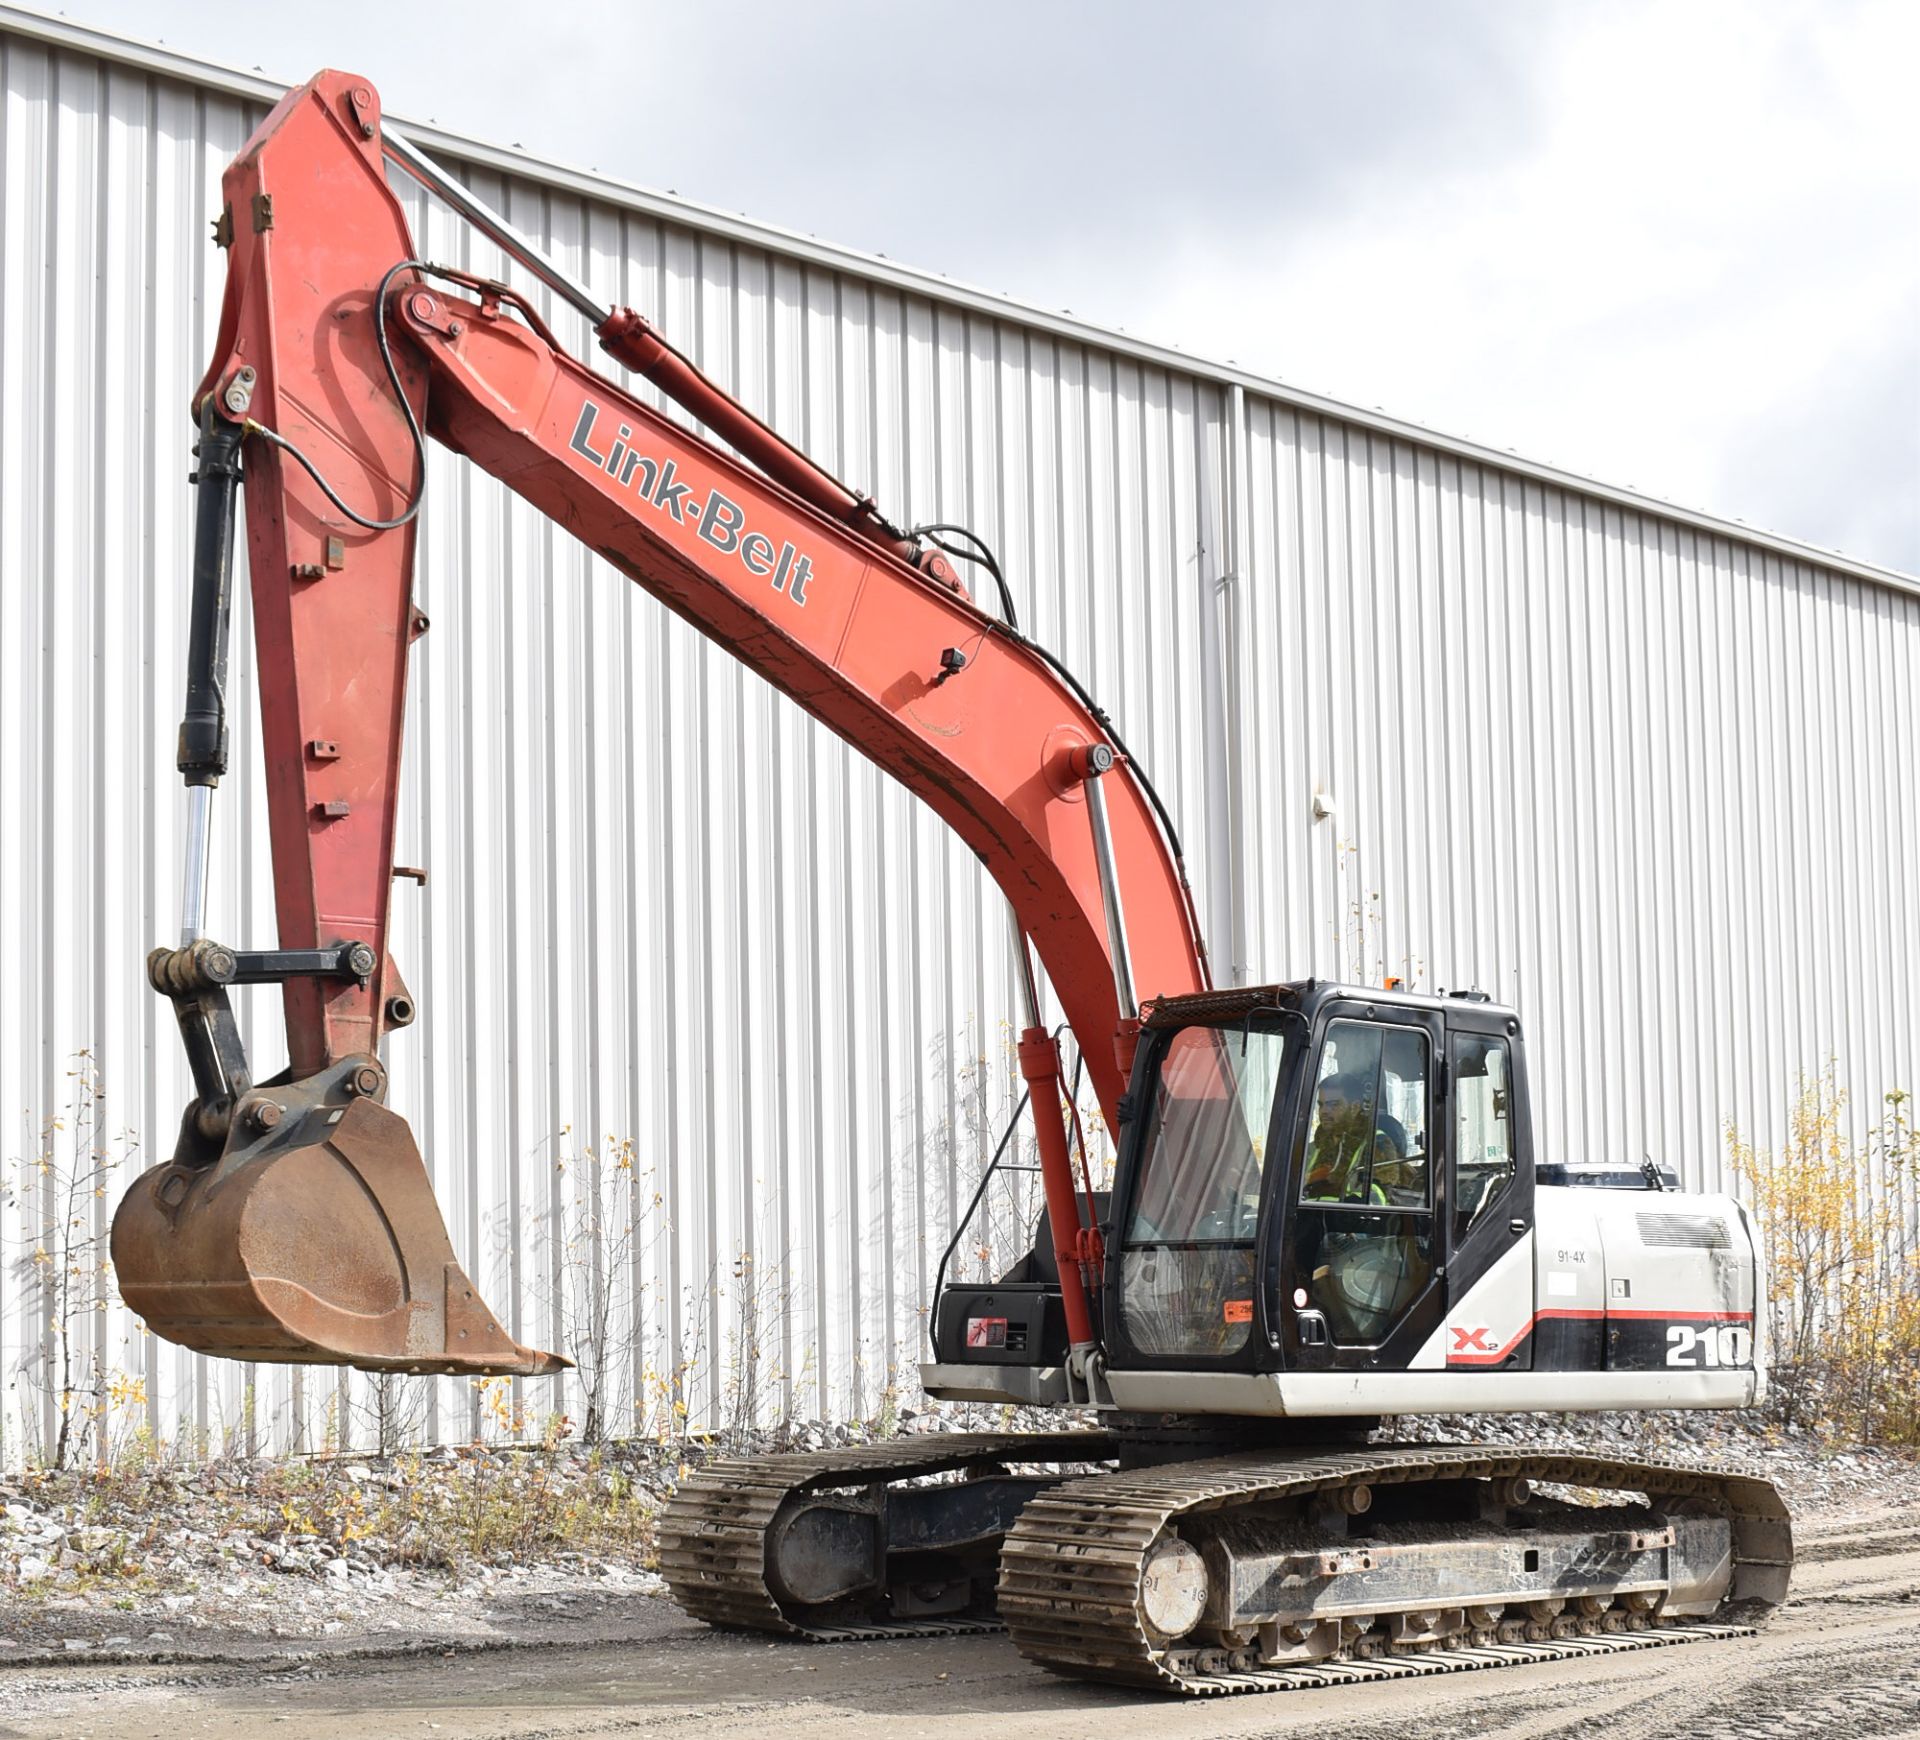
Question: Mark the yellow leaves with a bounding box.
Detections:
[105,1373,147,1411]
[471,1373,530,1441]
[1729,1066,1920,1443]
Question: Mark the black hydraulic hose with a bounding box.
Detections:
[241,258,432,533]
[244,247,1202,967]
[1023,632,1194,883]
[905,521,1195,895]
[912,522,1019,631]
[175,405,246,788]
[176,259,431,791]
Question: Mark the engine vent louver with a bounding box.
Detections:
[1636,1211,1732,1249]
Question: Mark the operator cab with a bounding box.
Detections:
[1103,981,1531,1376]
[929,980,1532,1383]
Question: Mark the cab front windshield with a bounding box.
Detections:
[1118,1021,1293,1358]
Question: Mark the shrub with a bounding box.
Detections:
[1728,1072,1919,1444]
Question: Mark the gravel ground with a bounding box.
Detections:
[1380,1406,1914,1524]
[0,1405,1909,1668]
[0,1503,1914,1740]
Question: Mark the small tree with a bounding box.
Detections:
[1729,1070,1920,1442]
[7,1052,141,1469]
[1857,1090,1919,1441]
[351,1370,431,1458]
[553,1131,657,1444]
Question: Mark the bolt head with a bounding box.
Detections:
[248,1098,284,1132]
[351,1065,383,1099]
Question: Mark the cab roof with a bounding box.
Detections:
[1140,979,1519,1029]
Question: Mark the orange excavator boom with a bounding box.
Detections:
[115,71,1209,1376]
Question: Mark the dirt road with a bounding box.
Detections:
[3,1510,1915,1740]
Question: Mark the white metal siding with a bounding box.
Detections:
[0,21,1912,1462]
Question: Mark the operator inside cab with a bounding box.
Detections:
[1295,1023,1432,1343]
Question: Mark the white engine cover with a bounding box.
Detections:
[925,1185,1768,1419]
[1425,1185,1763,1381]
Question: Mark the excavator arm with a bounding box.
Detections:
[113,70,1209,1377]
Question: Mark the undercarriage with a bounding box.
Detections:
[657,1433,1791,1695]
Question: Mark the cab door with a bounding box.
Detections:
[1438,1016,1535,1371]
[1279,1002,1447,1372]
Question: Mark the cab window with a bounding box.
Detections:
[1118,1022,1292,1358]
[1451,1032,1515,1244]
[1301,1021,1430,1208]
[1293,1020,1434,1347]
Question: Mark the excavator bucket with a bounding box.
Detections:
[112,1094,567,1376]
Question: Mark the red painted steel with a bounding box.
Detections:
[1017,1027,1099,1348]
[401,283,1209,1123]
[192,75,425,1074]
[169,69,1212,1357]
[596,309,964,593]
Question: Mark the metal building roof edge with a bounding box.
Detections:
[5,2,1913,599]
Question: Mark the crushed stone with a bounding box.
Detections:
[0,1404,1906,1664]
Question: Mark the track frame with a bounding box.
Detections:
[658,1436,1790,1695]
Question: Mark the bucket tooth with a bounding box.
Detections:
[111,1094,567,1376]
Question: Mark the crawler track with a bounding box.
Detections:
[656,1430,1119,1639]
[998,1444,1791,1694]
[659,1437,1789,1695]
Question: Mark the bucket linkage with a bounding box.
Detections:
[114,409,564,1378]
[115,940,564,1376]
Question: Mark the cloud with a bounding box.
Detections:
[1120,0,1920,570]
[66,0,1920,571]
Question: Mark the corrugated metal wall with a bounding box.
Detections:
[0,19,1912,1464]
[1227,410,1918,1191]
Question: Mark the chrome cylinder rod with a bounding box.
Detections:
[179,785,213,945]
[174,409,244,948]
[1082,755,1137,1018]
[1009,907,1044,1031]
[382,129,610,328]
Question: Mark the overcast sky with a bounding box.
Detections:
[71,0,1920,574]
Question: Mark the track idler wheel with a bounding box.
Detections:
[112,1068,566,1376]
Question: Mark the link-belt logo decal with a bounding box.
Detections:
[569,400,816,605]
